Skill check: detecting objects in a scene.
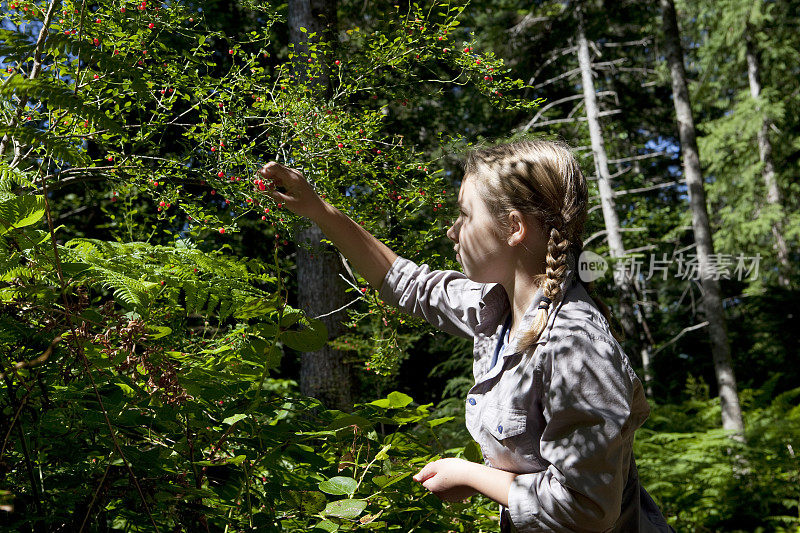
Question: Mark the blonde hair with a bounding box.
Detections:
[463,139,610,354]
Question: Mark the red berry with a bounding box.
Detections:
[95,18,101,23]
[229,49,234,55]
[261,216,266,220]
[210,189,216,195]
[93,38,100,46]
[160,280,165,285]
[148,23,154,29]
[217,171,224,177]
[120,7,125,12]
[219,228,225,234]
[93,74,99,80]
[335,60,340,66]
[107,156,113,161]
[159,201,165,207]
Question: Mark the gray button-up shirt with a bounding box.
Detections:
[379,256,673,532]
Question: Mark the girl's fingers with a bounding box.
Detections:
[264,189,290,204]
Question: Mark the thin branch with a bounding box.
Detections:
[0,0,59,158]
[584,227,646,247]
[520,91,615,131]
[607,151,667,164]
[523,109,622,128]
[0,336,61,381]
[531,67,582,90]
[507,13,551,39]
[600,38,652,48]
[530,46,578,81]
[589,180,680,202]
[653,321,709,355]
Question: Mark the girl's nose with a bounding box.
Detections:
[446,220,458,243]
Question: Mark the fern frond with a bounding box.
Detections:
[0,194,45,236]
[95,268,158,307]
[0,125,89,167]
[0,30,36,61]
[1,76,123,135]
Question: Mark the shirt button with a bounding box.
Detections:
[468,398,476,406]
[497,425,503,434]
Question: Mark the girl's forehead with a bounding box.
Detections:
[458,174,481,205]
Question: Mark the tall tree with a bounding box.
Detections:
[744,21,790,287]
[659,0,745,435]
[288,0,354,411]
[575,6,639,343]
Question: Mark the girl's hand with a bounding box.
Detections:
[255,162,327,220]
[413,458,479,502]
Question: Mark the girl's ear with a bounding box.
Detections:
[507,210,527,246]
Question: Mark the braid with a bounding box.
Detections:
[543,226,570,305]
[517,225,571,353]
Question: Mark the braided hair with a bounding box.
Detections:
[463,139,605,354]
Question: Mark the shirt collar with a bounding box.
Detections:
[478,253,578,352]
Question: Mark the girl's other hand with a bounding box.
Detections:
[255,162,327,221]
[413,458,479,502]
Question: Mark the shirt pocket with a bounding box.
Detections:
[482,402,527,441]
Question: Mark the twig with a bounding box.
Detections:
[0,336,62,380]
[653,321,709,356]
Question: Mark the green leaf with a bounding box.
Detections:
[427,416,455,428]
[312,520,339,532]
[372,471,410,489]
[323,498,367,519]
[284,490,327,514]
[146,325,172,339]
[463,440,483,463]
[314,520,339,533]
[282,317,328,352]
[370,391,413,409]
[318,476,357,496]
[222,413,247,425]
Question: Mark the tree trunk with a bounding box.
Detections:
[575,13,638,342]
[660,0,745,436]
[288,0,353,411]
[745,26,790,287]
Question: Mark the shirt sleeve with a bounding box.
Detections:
[378,255,490,339]
[506,332,649,533]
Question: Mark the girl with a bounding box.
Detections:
[256,140,673,532]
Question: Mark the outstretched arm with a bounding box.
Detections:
[256,162,397,291]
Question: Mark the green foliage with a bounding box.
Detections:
[0,0,533,530]
[635,377,800,532]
